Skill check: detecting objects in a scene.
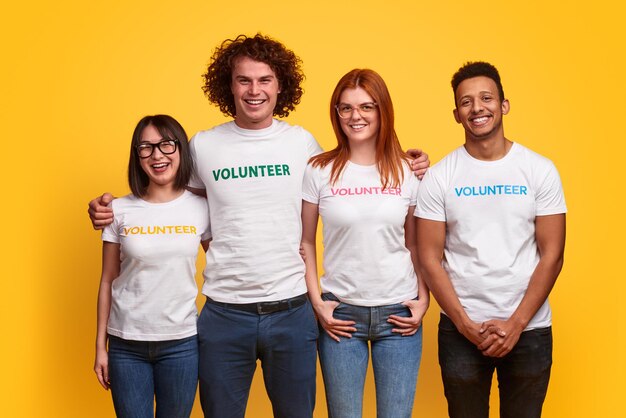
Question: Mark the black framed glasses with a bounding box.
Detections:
[335,102,378,119]
[136,139,179,159]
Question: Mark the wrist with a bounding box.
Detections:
[508,314,528,332]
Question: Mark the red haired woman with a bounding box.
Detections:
[301,69,429,417]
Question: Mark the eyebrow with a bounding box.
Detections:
[139,138,166,144]
[338,101,376,105]
[234,74,276,81]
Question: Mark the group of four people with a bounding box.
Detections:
[91,33,566,418]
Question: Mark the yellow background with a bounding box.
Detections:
[2,0,624,416]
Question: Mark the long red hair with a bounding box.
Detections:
[310,68,409,188]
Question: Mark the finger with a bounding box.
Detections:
[102,193,114,205]
[387,319,420,328]
[392,326,418,334]
[392,326,419,335]
[388,314,416,322]
[93,207,114,215]
[96,368,107,389]
[479,322,498,334]
[406,148,423,159]
[92,219,113,230]
[325,329,341,342]
[329,325,357,333]
[477,333,499,351]
[329,318,356,326]
[328,329,353,338]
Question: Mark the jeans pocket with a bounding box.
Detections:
[438,314,458,333]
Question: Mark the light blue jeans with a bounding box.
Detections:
[318,293,423,418]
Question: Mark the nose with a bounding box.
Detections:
[150,146,165,159]
[248,81,260,95]
[471,100,483,113]
[349,107,363,120]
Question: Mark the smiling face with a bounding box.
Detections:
[453,76,509,141]
[138,124,180,189]
[337,87,380,149]
[230,56,281,130]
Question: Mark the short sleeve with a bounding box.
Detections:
[200,200,212,241]
[188,134,206,190]
[302,163,321,204]
[415,170,446,222]
[101,201,120,243]
[304,131,323,158]
[407,169,420,207]
[535,161,567,216]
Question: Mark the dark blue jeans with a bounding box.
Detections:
[438,314,552,418]
[107,334,198,418]
[197,298,318,418]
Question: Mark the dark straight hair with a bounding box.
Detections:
[128,115,193,197]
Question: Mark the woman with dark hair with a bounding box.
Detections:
[93,115,210,418]
[301,69,429,418]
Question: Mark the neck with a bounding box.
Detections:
[143,183,183,203]
[464,131,512,161]
[234,117,273,130]
[348,140,377,166]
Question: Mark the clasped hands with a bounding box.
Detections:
[467,319,524,358]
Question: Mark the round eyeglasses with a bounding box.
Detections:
[335,102,378,119]
[136,139,179,159]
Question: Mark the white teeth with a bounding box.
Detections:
[472,116,489,124]
[351,124,366,129]
[245,99,264,104]
[152,163,168,168]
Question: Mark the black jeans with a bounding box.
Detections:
[438,314,552,418]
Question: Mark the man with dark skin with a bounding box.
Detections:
[415,61,566,418]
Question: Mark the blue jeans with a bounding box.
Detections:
[107,334,198,418]
[438,314,552,418]
[197,297,318,418]
[318,293,423,418]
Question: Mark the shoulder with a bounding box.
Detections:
[429,146,465,177]
[190,121,236,143]
[273,120,315,140]
[181,190,207,203]
[511,143,561,182]
[110,194,139,211]
[304,160,330,177]
[513,143,556,167]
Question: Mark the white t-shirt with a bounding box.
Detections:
[189,119,323,303]
[302,161,420,306]
[101,191,211,341]
[415,143,567,329]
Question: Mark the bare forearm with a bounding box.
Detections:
[302,241,323,305]
[96,281,112,349]
[509,214,566,328]
[419,261,469,329]
[508,254,564,329]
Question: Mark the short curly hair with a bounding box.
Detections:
[451,61,505,104]
[202,34,304,118]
